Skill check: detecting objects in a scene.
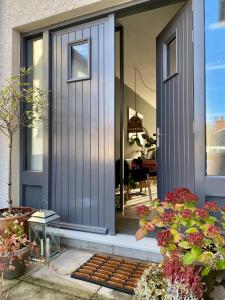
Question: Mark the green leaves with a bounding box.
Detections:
[191,246,202,260]
[168,243,177,251]
[186,227,199,234]
[201,267,210,276]
[178,241,191,249]
[182,246,202,265]
[206,216,217,224]
[0,67,46,138]
[216,259,225,270]
[204,238,212,247]
[183,253,194,265]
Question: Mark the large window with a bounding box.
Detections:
[205,0,225,175]
[26,37,44,171]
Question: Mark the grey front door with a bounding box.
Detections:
[51,15,115,234]
[156,1,194,199]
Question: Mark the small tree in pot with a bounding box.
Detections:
[0,68,45,229]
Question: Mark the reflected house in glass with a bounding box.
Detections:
[28,210,60,262]
[207,117,225,176]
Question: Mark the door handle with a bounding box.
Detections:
[156,127,161,148]
[156,127,165,148]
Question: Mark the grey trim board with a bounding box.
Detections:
[59,222,108,234]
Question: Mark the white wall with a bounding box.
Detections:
[0,0,134,208]
[116,2,184,108]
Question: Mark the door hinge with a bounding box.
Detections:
[193,121,195,134]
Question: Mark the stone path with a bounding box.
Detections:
[1,248,225,299]
[1,248,133,300]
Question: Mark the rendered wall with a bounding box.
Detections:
[0,0,132,208]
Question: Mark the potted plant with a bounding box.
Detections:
[0,68,45,234]
[129,128,156,160]
[0,219,36,279]
[136,188,225,298]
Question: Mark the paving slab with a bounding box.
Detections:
[210,285,225,300]
[18,261,43,280]
[6,281,83,300]
[96,287,134,300]
[0,278,19,294]
[24,249,100,299]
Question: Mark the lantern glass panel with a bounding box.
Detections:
[28,217,60,262]
[46,221,60,259]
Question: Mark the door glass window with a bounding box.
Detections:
[167,36,177,77]
[26,37,44,171]
[69,40,90,81]
[205,0,225,175]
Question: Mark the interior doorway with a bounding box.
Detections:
[115,1,188,235]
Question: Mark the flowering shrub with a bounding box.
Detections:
[136,188,225,277]
[163,257,203,299]
[0,220,35,255]
[135,259,203,300]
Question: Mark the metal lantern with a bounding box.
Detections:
[28,210,60,262]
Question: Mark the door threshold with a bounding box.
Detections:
[60,228,161,262]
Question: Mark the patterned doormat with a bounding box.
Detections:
[71,254,148,295]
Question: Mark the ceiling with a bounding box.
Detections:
[116,2,184,108]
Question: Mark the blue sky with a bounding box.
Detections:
[205,0,225,123]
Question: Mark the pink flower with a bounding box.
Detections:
[188,232,204,247]
[161,211,175,223]
[206,225,219,237]
[181,208,192,219]
[165,188,198,205]
[156,230,172,247]
[204,201,217,211]
[136,205,149,217]
[196,208,208,219]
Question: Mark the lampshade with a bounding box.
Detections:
[128,113,144,133]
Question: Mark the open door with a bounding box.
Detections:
[51,15,115,234]
[156,1,194,199]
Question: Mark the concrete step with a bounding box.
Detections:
[60,229,162,262]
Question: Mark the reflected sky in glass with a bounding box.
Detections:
[205,0,225,123]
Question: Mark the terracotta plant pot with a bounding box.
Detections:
[0,247,30,280]
[0,207,35,235]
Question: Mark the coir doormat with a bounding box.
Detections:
[71,254,148,295]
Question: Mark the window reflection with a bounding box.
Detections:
[167,37,177,78]
[26,37,44,171]
[205,0,225,176]
[70,41,89,80]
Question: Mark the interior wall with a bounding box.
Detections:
[115,77,156,160]
[115,2,184,161]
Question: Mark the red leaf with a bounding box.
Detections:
[135,228,147,241]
